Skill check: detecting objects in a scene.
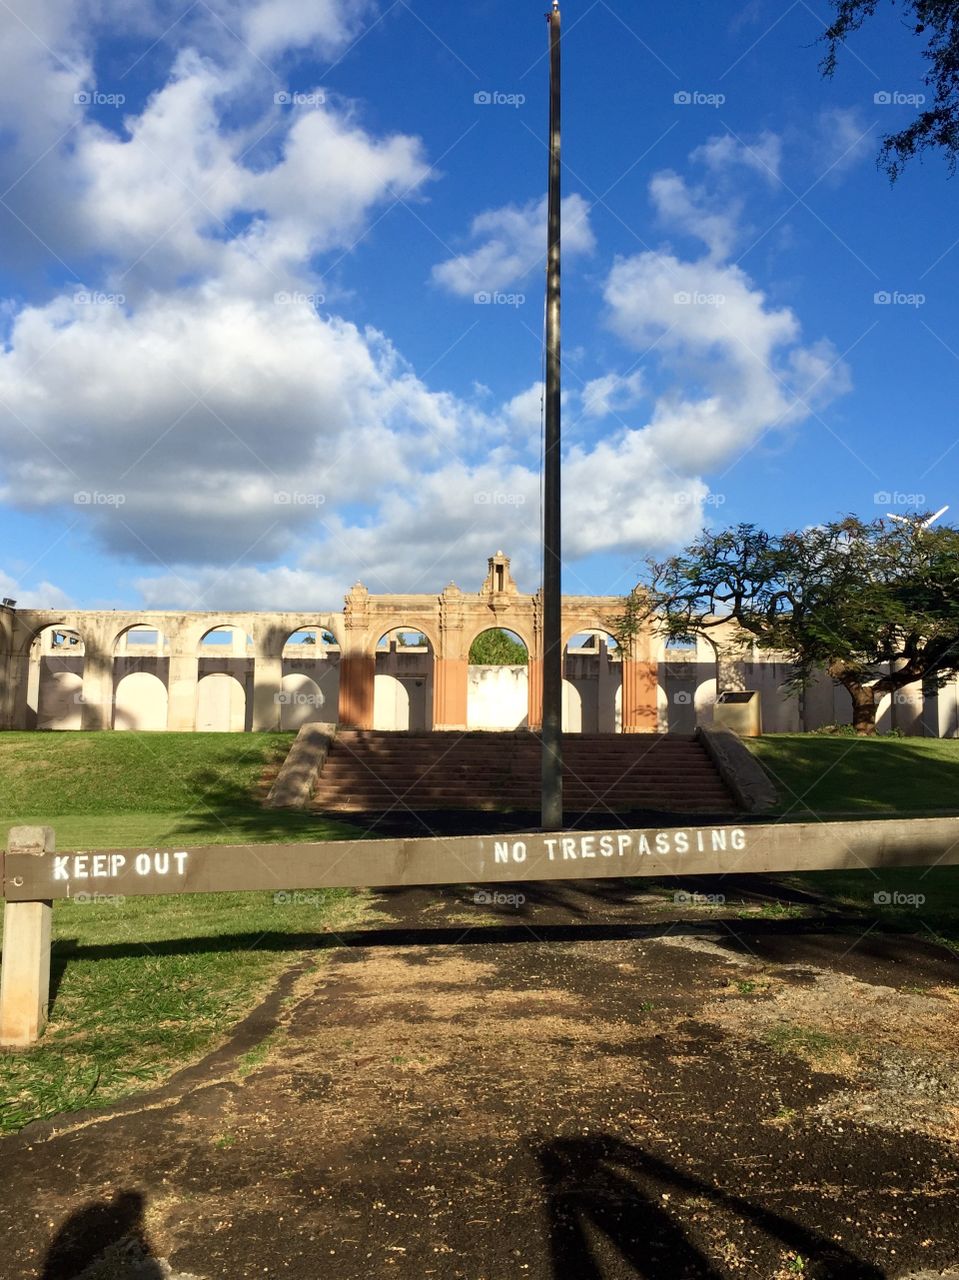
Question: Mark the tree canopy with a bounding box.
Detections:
[821,0,959,179]
[644,516,959,732]
[469,629,529,665]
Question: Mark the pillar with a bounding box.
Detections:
[338,651,375,729]
[166,646,198,731]
[0,827,53,1047]
[621,625,658,733]
[80,633,114,730]
[433,658,468,731]
[252,653,284,731]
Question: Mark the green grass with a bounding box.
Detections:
[748,734,959,817]
[0,731,372,1132]
[0,887,367,1134]
[0,731,365,848]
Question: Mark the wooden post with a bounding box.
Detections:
[0,826,54,1048]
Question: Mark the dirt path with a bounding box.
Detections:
[2,879,959,1280]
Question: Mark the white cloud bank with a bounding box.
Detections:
[0,8,850,608]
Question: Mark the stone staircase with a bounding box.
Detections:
[309,731,737,815]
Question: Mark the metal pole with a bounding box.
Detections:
[541,0,563,830]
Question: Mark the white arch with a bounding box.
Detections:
[114,671,168,731]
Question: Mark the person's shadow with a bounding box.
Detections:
[42,1189,164,1279]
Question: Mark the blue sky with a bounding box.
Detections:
[0,0,954,611]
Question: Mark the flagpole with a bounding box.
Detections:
[541,0,563,830]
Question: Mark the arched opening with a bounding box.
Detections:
[196,627,252,731]
[563,631,622,733]
[467,629,529,730]
[374,629,434,731]
[281,627,339,729]
[113,625,169,731]
[30,627,84,730]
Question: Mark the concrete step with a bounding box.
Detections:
[309,729,738,815]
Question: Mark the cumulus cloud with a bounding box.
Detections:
[649,172,740,260]
[0,569,73,609]
[0,4,852,608]
[692,130,783,184]
[432,193,595,297]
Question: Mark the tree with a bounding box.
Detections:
[642,516,959,733]
[820,1,959,179]
[469,629,529,665]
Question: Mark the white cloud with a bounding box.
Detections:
[692,130,783,184]
[580,371,645,420]
[432,193,595,297]
[0,569,73,609]
[649,172,740,260]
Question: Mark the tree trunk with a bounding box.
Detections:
[846,682,878,734]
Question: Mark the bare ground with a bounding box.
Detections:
[2,878,959,1280]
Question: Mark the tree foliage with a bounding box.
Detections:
[643,516,959,732]
[469,629,529,665]
[821,0,959,179]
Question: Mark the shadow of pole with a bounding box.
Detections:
[537,1135,885,1279]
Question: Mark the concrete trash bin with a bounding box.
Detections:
[714,690,762,737]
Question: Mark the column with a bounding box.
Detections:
[80,631,114,730]
[166,640,198,731]
[338,649,375,728]
[433,657,468,731]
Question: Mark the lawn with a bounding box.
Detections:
[748,734,959,818]
[0,731,365,848]
[0,732,370,1133]
[0,887,368,1134]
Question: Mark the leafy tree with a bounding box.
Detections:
[469,629,529,665]
[642,516,959,733]
[820,1,959,179]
